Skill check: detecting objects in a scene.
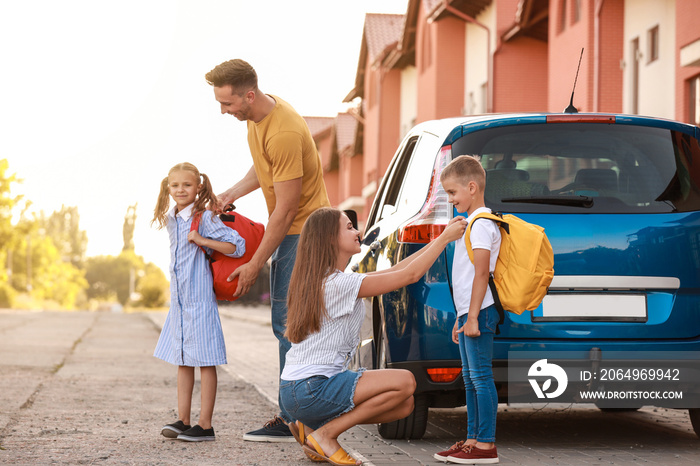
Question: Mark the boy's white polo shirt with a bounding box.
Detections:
[452,207,501,318]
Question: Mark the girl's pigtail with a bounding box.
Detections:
[196,173,218,214]
[151,176,171,229]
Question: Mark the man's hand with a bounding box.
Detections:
[217,166,260,212]
[452,321,460,344]
[217,186,237,213]
[228,261,261,297]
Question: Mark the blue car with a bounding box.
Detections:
[347,113,700,439]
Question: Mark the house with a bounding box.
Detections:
[310,0,700,229]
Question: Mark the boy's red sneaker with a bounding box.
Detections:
[447,445,499,464]
[433,440,465,462]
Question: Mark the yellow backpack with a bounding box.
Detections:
[465,212,554,321]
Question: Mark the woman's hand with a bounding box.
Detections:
[441,216,467,243]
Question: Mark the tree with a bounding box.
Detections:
[10,213,87,308]
[137,262,168,308]
[1,160,22,307]
[85,250,145,306]
[0,159,21,276]
[122,203,137,251]
[42,205,88,267]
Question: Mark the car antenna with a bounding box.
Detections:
[564,48,584,113]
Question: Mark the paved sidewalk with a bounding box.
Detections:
[0,309,304,465]
[2,307,699,465]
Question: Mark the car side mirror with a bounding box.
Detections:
[344,209,358,230]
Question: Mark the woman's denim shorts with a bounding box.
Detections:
[280,369,364,430]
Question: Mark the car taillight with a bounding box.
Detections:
[427,367,462,383]
[397,145,453,243]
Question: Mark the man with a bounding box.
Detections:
[205,59,330,442]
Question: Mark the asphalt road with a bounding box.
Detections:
[1,307,699,465]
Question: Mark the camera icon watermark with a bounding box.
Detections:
[528,359,569,399]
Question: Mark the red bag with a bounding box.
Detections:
[190,209,265,301]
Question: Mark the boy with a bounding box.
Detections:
[434,155,501,464]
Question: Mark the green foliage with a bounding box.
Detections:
[85,250,157,306]
[41,205,88,267]
[86,254,132,305]
[9,223,87,307]
[1,159,21,283]
[137,262,168,308]
[2,160,89,309]
[0,281,15,308]
[1,160,169,310]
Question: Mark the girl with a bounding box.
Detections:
[151,162,245,442]
[280,207,467,465]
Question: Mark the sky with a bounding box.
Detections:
[1,0,408,274]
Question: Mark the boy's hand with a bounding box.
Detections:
[464,317,480,337]
[456,317,481,338]
[452,321,460,344]
[442,216,467,242]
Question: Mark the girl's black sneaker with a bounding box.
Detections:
[161,420,191,438]
[177,425,216,442]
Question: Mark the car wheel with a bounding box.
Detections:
[689,409,700,439]
[377,393,429,440]
[374,327,429,439]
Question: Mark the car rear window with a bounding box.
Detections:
[451,123,700,213]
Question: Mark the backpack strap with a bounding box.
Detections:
[464,212,508,332]
[464,212,507,263]
[189,211,212,261]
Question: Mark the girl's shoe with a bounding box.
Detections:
[434,440,466,462]
[161,420,191,438]
[289,421,324,463]
[304,434,360,466]
[176,425,216,442]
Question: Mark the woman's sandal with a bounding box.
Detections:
[288,422,324,463]
[304,434,360,466]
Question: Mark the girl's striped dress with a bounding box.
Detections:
[154,204,245,367]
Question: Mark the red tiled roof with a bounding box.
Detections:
[345,13,405,101]
[303,116,335,138]
[364,13,405,64]
[423,0,441,13]
[334,113,358,155]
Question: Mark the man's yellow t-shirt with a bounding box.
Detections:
[247,95,330,235]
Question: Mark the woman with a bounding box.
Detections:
[280,207,466,465]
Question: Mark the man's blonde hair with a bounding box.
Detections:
[440,155,486,190]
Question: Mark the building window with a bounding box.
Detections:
[572,0,581,23]
[559,0,567,33]
[648,25,659,63]
[691,75,700,126]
